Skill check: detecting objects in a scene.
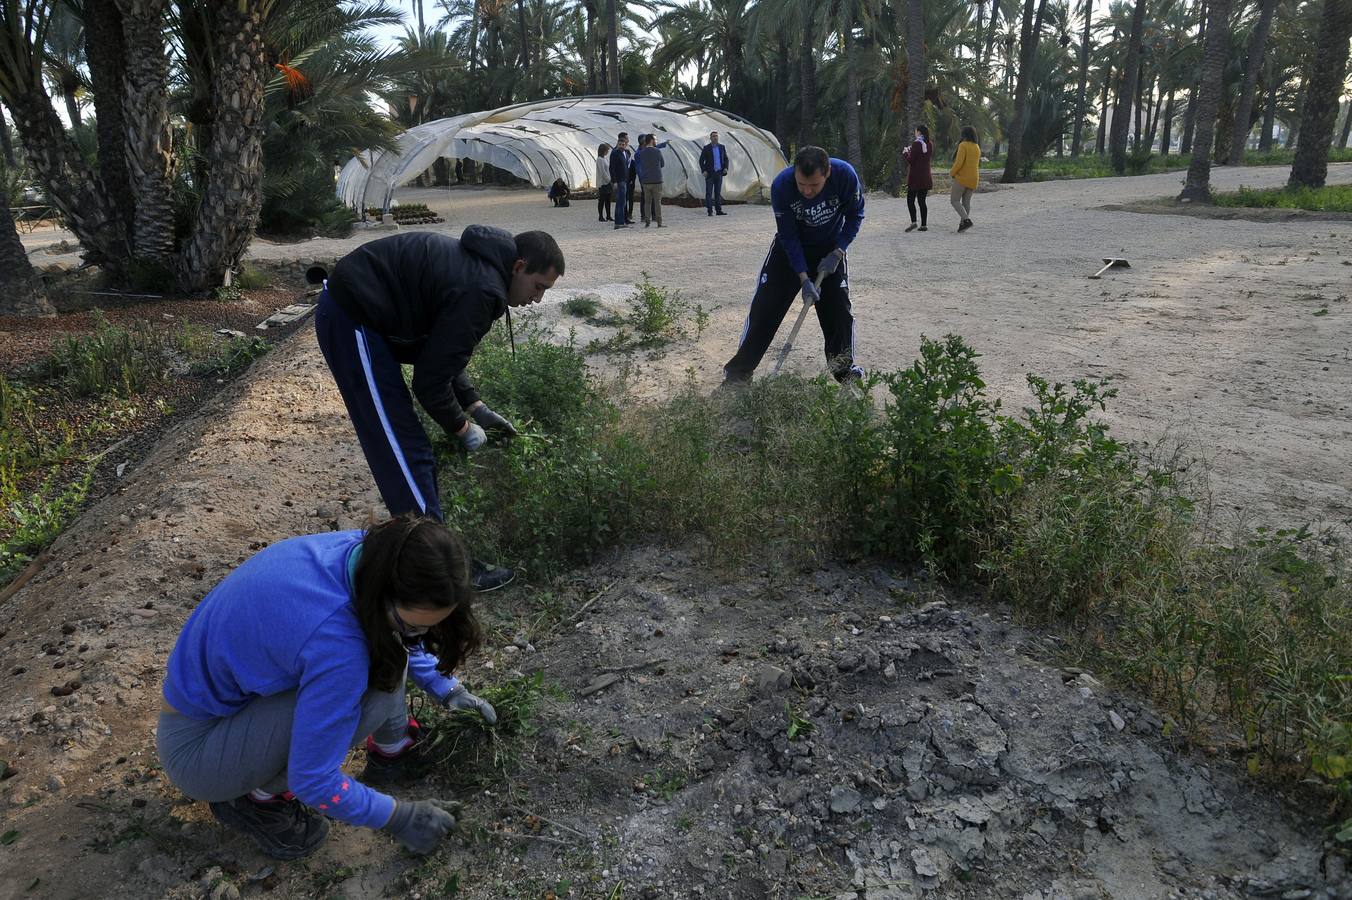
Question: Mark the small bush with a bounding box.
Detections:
[44,311,171,399]
[189,336,271,377]
[587,274,701,354]
[235,265,271,290]
[562,294,600,318]
[1,466,92,585]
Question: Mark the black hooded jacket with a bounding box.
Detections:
[326,226,515,435]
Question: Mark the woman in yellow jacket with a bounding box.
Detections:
[949,126,980,233]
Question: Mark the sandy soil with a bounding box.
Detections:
[2,167,1350,899]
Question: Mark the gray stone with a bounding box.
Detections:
[911,847,940,878]
[1108,710,1126,732]
[830,785,863,814]
[757,665,791,692]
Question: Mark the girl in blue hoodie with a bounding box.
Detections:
[157,515,497,860]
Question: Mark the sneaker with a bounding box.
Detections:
[471,559,515,592]
[209,795,330,860]
[905,223,918,232]
[715,210,727,216]
[361,718,445,786]
[919,225,928,231]
[707,210,713,217]
[958,219,973,232]
[644,221,650,227]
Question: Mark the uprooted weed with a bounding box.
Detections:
[411,672,553,787]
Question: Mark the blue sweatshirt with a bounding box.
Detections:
[162,531,459,830]
[769,158,866,274]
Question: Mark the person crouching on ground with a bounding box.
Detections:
[722,145,866,384]
[316,227,563,591]
[950,125,980,233]
[548,179,570,207]
[903,124,933,232]
[156,515,497,860]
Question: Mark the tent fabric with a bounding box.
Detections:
[337,95,788,213]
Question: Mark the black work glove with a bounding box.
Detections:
[383,798,460,855]
[470,404,518,437]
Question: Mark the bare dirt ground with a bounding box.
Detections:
[3,167,1350,900]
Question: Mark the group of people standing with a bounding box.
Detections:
[593,130,731,227]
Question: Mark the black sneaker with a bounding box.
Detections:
[715,210,727,216]
[208,795,330,860]
[905,223,918,232]
[958,219,973,232]
[919,225,928,231]
[361,718,444,786]
[471,558,515,592]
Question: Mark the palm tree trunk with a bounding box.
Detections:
[5,90,130,275]
[83,0,133,242]
[1180,0,1207,154]
[775,31,790,155]
[1132,64,1145,153]
[175,2,270,291]
[1160,89,1175,155]
[1110,0,1148,173]
[1179,0,1234,201]
[516,0,529,70]
[115,0,175,267]
[605,0,620,93]
[469,0,480,75]
[0,205,54,317]
[798,26,818,146]
[583,0,596,92]
[1096,62,1111,154]
[981,0,1002,73]
[1340,99,1352,147]
[894,0,924,191]
[844,23,863,174]
[62,87,82,129]
[1288,0,1352,187]
[0,106,14,166]
[1001,0,1050,182]
[1228,0,1278,164]
[1258,57,1277,150]
[1070,0,1093,155]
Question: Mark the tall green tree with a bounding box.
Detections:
[1109,0,1148,172]
[1228,0,1279,162]
[1179,0,1232,200]
[1001,0,1051,181]
[1287,0,1352,186]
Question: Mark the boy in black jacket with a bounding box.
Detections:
[316,227,564,590]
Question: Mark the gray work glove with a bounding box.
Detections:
[457,421,487,452]
[800,278,821,306]
[383,798,459,855]
[470,404,518,437]
[445,684,498,725]
[816,251,843,277]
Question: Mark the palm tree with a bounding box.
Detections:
[117,0,174,268]
[1287,0,1352,187]
[1001,0,1051,181]
[1109,0,1148,173]
[0,0,130,274]
[606,0,619,91]
[0,198,52,316]
[1178,0,1232,201]
[83,0,134,239]
[1069,0,1093,154]
[42,1,86,127]
[904,0,925,148]
[1228,0,1278,162]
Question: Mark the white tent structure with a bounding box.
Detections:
[337,95,787,214]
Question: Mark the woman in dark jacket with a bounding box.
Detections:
[902,124,933,232]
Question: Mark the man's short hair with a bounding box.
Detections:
[617,131,629,142]
[515,230,565,276]
[794,146,830,177]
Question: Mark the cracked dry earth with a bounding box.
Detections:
[1,338,1349,897]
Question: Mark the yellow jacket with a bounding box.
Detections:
[950,141,980,190]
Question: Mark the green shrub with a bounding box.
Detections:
[1,465,92,585]
[587,274,703,354]
[44,311,171,399]
[1213,184,1352,213]
[562,294,600,318]
[189,336,271,377]
[235,265,271,290]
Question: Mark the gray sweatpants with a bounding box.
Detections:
[156,681,409,802]
[950,183,974,221]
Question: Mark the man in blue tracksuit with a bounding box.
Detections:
[315,227,564,590]
[699,131,729,216]
[723,146,866,383]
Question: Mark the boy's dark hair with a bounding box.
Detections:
[598,142,611,155]
[794,146,831,176]
[354,515,480,693]
[961,125,979,146]
[617,131,629,142]
[515,230,565,275]
[916,124,930,141]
